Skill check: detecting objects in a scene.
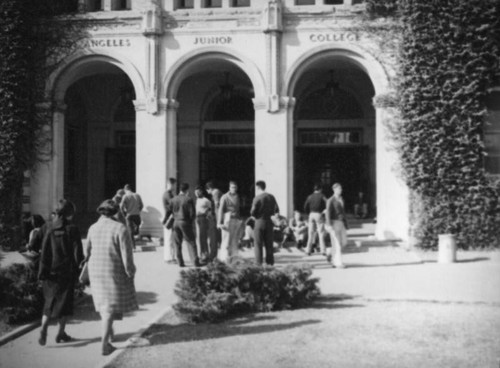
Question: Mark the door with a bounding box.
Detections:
[200,147,255,216]
[105,148,135,200]
[295,146,369,213]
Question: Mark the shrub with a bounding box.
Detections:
[173,259,321,323]
[0,262,43,324]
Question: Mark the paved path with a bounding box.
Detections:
[1,243,499,368]
[0,247,182,368]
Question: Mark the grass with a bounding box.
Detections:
[110,297,500,368]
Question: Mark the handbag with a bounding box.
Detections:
[79,262,90,285]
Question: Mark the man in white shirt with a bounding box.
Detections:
[195,186,213,263]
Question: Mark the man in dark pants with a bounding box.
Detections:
[250,180,279,265]
[168,183,201,268]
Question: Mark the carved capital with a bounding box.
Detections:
[166,99,180,111]
[133,99,147,112]
[280,96,296,110]
[53,100,67,113]
[252,97,268,111]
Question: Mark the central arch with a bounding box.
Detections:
[163,48,266,214]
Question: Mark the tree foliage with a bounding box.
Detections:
[0,0,86,249]
[393,0,500,248]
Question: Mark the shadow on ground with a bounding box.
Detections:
[144,317,321,346]
[71,291,158,324]
[142,293,361,346]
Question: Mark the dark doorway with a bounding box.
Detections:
[294,146,370,214]
[200,147,255,216]
[105,148,135,199]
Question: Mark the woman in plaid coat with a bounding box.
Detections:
[85,199,138,356]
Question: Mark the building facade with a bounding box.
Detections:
[29,0,411,241]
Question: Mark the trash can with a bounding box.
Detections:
[438,233,456,263]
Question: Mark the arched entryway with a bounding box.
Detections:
[56,61,138,230]
[172,57,256,215]
[292,57,376,216]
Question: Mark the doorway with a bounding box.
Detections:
[200,147,255,215]
[295,146,370,213]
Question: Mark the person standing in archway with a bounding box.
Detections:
[120,184,143,250]
[250,180,279,265]
[170,183,201,267]
[304,183,327,257]
[325,182,348,268]
[218,181,242,262]
[162,178,177,263]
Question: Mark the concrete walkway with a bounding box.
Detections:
[1,242,500,368]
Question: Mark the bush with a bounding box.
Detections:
[0,262,43,324]
[173,259,321,323]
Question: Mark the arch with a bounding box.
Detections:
[284,43,390,98]
[46,49,146,102]
[162,46,266,100]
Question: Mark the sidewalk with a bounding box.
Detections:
[1,243,500,368]
[0,247,182,368]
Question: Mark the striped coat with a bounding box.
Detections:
[85,216,138,314]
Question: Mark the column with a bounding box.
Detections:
[52,100,66,211]
[375,107,409,242]
[165,99,178,180]
[134,100,168,238]
[254,98,294,218]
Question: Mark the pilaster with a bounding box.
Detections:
[52,100,66,212]
[263,0,283,113]
[142,1,163,115]
[375,107,409,242]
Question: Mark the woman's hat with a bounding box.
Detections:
[97,199,119,216]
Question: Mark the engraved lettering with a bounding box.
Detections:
[310,32,359,42]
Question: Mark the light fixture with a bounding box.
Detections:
[219,71,234,100]
[325,70,339,98]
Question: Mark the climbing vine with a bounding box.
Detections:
[0,0,87,249]
[393,0,500,248]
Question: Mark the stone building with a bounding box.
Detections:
[28,0,412,241]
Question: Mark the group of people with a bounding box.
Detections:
[162,179,280,267]
[23,179,349,356]
[161,178,350,269]
[27,194,139,356]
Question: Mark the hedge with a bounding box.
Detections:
[173,259,321,323]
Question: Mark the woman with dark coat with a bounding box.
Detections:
[85,199,138,356]
[38,199,84,346]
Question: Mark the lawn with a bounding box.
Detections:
[110,296,500,368]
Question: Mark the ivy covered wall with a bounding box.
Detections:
[394,0,500,248]
[0,0,84,249]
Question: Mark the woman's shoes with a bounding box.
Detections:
[102,342,117,356]
[38,329,47,346]
[55,332,73,343]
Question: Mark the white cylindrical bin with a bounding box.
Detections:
[438,234,457,263]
